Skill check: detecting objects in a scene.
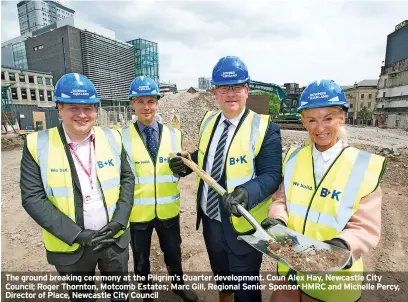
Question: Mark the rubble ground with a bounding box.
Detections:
[2,121,408,301]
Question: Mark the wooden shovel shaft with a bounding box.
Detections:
[169,152,227,197]
[169,153,263,231]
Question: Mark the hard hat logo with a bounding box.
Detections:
[309,92,329,100]
[222,71,238,78]
[138,85,152,91]
[71,89,90,97]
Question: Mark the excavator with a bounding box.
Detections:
[248,81,304,130]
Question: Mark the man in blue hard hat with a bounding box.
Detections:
[20,73,134,301]
[169,56,283,302]
[121,76,198,302]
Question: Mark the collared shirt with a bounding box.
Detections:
[136,120,160,145]
[201,108,246,221]
[62,123,107,231]
[312,140,343,185]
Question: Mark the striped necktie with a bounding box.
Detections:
[206,119,232,219]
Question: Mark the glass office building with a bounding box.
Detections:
[127,38,159,84]
[12,42,28,70]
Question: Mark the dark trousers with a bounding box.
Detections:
[55,245,129,302]
[130,216,183,292]
[202,214,263,302]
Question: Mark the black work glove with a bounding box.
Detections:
[169,152,192,177]
[324,238,353,269]
[261,218,287,229]
[222,187,249,217]
[74,230,98,248]
[91,221,122,253]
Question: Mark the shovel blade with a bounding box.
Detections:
[238,225,352,275]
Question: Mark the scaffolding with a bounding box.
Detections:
[1,84,18,134]
[97,105,134,129]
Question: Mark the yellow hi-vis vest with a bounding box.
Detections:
[197,110,271,234]
[121,124,182,223]
[26,126,126,253]
[278,144,386,302]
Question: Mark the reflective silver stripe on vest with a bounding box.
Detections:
[283,146,304,205]
[108,204,116,217]
[100,178,120,190]
[199,111,220,139]
[227,114,261,190]
[101,128,121,169]
[286,150,372,231]
[121,127,136,176]
[135,175,178,184]
[168,126,179,153]
[134,193,180,206]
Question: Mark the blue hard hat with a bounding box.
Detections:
[128,76,160,100]
[297,80,349,113]
[211,56,250,86]
[54,73,100,104]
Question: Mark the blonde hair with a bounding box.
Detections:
[302,106,348,148]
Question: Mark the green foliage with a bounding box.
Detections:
[252,91,280,115]
[357,106,373,120]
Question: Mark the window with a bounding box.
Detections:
[30,89,37,100]
[368,102,371,108]
[37,77,43,84]
[11,88,18,100]
[350,104,353,109]
[9,73,16,81]
[383,92,386,97]
[19,74,26,83]
[33,44,44,52]
[28,76,35,83]
[47,90,53,101]
[39,90,45,101]
[361,94,364,99]
[45,78,52,85]
[1,72,4,80]
[368,94,372,99]
[21,89,27,99]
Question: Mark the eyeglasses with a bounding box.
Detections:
[216,85,245,94]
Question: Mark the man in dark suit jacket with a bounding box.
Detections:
[170,56,282,302]
[20,73,134,302]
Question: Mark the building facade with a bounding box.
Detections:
[344,80,378,122]
[25,25,135,106]
[127,38,159,84]
[1,65,55,107]
[198,77,211,91]
[375,21,408,129]
[160,82,178,95]
[17,0,75,35]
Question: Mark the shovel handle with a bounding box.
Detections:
[169,152,265,233]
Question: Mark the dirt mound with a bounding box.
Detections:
[1,135,24,151]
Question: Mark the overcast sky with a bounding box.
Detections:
[1,0,407,89]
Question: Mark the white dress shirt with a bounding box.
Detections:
[200,109,246,221]
[63,124,108,231]
[312,140,343,185]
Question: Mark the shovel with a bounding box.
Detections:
[170,153,352,275]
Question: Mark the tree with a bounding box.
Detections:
[358,106,373,120]
[252,91,281,115]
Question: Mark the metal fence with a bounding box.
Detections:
[98,105,134,129]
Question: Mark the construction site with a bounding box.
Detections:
[2,91,408,301]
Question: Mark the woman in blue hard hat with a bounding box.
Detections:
[20,73,134,301]
[265,80,387,302]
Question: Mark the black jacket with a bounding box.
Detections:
[20,124,134,265]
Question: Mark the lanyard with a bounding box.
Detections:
[68,137,94,190]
